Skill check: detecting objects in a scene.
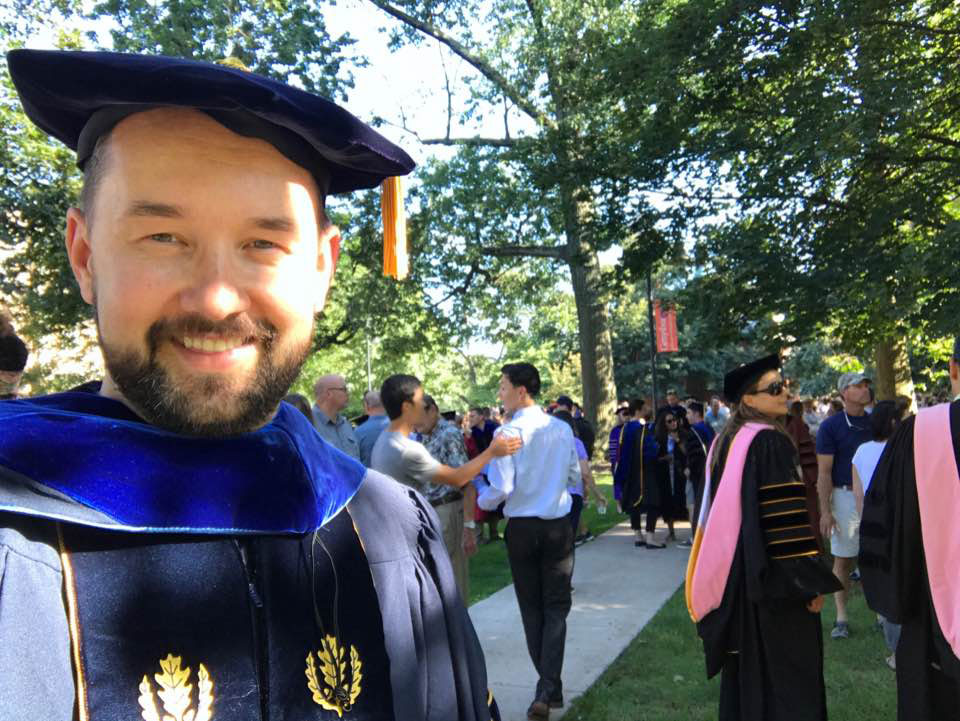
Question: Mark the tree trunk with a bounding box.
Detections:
[874,335,916,412]
[560,184,618,431]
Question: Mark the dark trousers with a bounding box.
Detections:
[568,493,584,534]
[629,507,659,533]
[504,516,574,703]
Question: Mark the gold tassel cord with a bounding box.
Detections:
[381,177,408,280]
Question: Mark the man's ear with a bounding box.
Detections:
[950,358,959,381]
[313,223,341,313]
[65,208,95,305]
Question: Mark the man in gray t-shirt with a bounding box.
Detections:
[372,429,440,497]
[370,374,519,498]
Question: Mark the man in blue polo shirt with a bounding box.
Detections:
[817,371,873,639]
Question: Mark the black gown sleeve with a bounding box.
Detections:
[741,430,842,604]
[859,414,924,624]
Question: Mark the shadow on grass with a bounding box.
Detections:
[561,580,898,721]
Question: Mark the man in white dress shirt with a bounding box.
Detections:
[479,362,581,721]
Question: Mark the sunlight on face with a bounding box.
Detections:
[741,369,789,419]
[66,109,339,436]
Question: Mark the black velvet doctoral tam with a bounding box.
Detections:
[6,49,416,194]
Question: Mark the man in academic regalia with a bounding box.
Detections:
[686,354,841,721]
[613,398,663,548]
[0,50,505,721]
[860,337,960,721]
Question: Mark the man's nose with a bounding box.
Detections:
[179,251,250,320]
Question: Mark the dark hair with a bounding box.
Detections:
[870,400,904,442]
[789,400,804,417]
[556,395,574,408]
[283,393,315,424]
[552,409,579,438]
[380,374,421,420]
[710,400,794,475]
[830,399,844,412]
[954,336,959,361]
[80,132,112,223]
[423,394,438,412]
[469,406,484,415]
[0,314,28,373]
[628,398,645,415]
[653,408,685,448]
[688,401,705,417]
[501,362,541,398]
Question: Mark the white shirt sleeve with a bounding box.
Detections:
[567,434,581,489]
[479,430,515,510]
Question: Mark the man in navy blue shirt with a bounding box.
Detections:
[817,372,873,639]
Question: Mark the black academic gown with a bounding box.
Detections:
[0,388,498,721]
[614,422,662,523]
[697,430,842,721]
[655,434,688,522]
[860,400,960,721]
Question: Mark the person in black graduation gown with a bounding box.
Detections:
[687,354,842,721]
[0,49,504,721]
[860,338,960,721]
[614,399,665,548]
[653,407,690,542]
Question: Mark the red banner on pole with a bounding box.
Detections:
[654,301,679,353]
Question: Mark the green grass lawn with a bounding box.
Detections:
[561,578,898,721]
[468,470,626,605]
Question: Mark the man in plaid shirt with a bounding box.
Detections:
[420,395,478,601]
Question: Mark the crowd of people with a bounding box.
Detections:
[269,359,955,721]
[0,47,958,721]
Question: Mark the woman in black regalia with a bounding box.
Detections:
[687,354,842,721]
[653,408,689,542]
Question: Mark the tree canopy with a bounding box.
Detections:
[1,0,956,409]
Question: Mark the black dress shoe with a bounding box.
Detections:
[634,540,647,547]
[646,541,667,549]
[527,700,549,720]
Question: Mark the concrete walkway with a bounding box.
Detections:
[468,521,689,721]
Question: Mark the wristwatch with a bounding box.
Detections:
[463,520,476,529]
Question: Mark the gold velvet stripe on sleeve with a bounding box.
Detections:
[757,480,819,559]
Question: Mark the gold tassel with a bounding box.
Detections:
[381,177,408,279]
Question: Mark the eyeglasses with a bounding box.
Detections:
[327,387,347,393]
[753,380,788,396]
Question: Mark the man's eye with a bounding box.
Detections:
[148,233,177,243]
[249,239,281,251]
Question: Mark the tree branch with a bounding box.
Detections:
[438,41,453,141]
[420,136,517,147]
[482,245,566,259]
[366,0,553,130]
[864,19,960,37]
[916,132,960,151]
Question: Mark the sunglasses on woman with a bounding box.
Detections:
[753,379,788,396]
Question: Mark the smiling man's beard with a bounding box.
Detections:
[98,313,311,437]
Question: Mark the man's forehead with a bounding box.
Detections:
[110,108,323,186]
